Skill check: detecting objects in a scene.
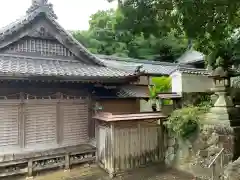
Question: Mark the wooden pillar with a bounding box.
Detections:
[109,122,115,178]
[56,92,63,145]
[159,99,163,111]
[147,75,152,85]
[19,92,25,149]
[95,120,100,162]
[64,154,70,171]
[88,96,94,138]
[27,159,33,178]
[138,123,142,165]
[161,119,165,161]
[157,119,164,161]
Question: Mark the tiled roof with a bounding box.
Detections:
[92,85,149,98]
[0,1,207,78]
[177,67,209,75]
[171,67,209,75]
[0,54,139,80]
[0,2,104,66]
[176,50,205,64]
[117,85,149,98]
[97,54,194,76]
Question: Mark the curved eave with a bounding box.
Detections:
[142,72,171,77]
[0,73,142,84]
[179,59,205,65]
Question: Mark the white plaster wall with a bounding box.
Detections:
[171,71,214,93]
[182,73,213,92]
[170,71,183,93]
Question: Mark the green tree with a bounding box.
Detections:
[107,0,240,68]
[72,7,186,62]
[167,1,240,67]
[72,10,129,56]
[172,0,240,69]
[106,0,173,37]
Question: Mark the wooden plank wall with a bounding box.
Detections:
[98,121,164,174]
[113,123,161,171]
[0,98,90,153]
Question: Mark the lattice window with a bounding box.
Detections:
[1,37,76,57]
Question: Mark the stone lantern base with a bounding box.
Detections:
[192,80,237,178]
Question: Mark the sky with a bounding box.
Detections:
[0,0,117,31]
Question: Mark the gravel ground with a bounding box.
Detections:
[7,164,194,180]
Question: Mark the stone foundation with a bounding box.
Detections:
[164,123,234,179]
[165,133,178,166]
[224,157,240,180]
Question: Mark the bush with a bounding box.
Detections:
[164,106,202,140]
[164,95,212,140]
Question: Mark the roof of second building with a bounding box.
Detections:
[173,67,209,75]
[176,50,205,64]
[97,54,194,76]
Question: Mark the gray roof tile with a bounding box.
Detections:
[173,67,209,75]
[0,54,138,79]
[117,85,149,98]
[97,54,194,76]
[176,50,205,64]
[92,85,149,98]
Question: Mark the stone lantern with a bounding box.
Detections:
[190,58,239,179]
[192,63,237,179]
[206,65,237,125]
